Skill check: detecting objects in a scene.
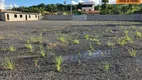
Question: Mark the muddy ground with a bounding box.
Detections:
[0,20,142,80]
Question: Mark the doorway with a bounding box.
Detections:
[25,15,27,20]
[7,14,9,20]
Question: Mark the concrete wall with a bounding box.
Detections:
[44,15,72,20]
[44,14,142,21]
[25,14,39,21]
[72,15,87,21]
[0,13,6,21]
[87,14,142,21]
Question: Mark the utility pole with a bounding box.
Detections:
[70,0,72,15]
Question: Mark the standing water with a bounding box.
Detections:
[63,50,112,62]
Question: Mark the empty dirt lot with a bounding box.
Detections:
[0,20,142,80]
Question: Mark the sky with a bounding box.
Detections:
[3,0,116,7]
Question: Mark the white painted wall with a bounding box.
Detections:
[4,13,39,21]
[82,6,94,11]
[26,14,39,21]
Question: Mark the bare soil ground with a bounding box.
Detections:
[0,20,142,80]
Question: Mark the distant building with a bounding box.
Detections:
[82,1,95,12]
[0,12,41,21]
[81,1,100,14]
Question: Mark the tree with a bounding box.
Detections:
[101,0,109,14]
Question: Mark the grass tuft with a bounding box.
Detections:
[55,56,63,72]
[2,57,14,70]
[128,49,137,57]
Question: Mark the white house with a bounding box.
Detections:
[0,12,41,21]
[82,1,95,12]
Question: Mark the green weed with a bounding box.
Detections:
[117,35,133,46]
[128,49,137,57]
[72,40,80,44]
[88,50,92,56]
[2,57,14,70]
[9,46,16,52]
[135,31,142,39]
[124,30,129,34]
[57,37,66,43]
[55,56,63,72]
[107,42,114,47]
[84,34,90,40]
[104,63,110,71]
[29,37,43,43]
[89,44,94,51]
[34,59,39,67]
[78,52,81,64]
[25,44,33,52]
[40,46,46,57]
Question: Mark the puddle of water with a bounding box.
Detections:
[63,50,111,62]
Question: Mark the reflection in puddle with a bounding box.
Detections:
[63,50,111,62]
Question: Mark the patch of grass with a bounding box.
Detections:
[107,42,114,47]
[135,31,142,39]
[96,41,101,45]
[117,38,127,46]
[77,52,81,64]
[131,26,136,30]
[124,30,129,34]
[29,36,43,43]
[55,56,63,72]
[88,50,92,56]
[25,43,33,52]
[2,57,14,70]
[40,45,46,57]
[89,44,94,51]
[104,63,110,71]
[128,49,137,57]
[124,35,133,44]
[72,40,80,44]
[9,46,16,52]
[101,52,105,57]
[90,38,101,45]
[117,35,133,46]
[34,59,39,68]
[84,34,90,40]
[57,37,66,43]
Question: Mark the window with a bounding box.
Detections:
[14,14,17,18]
[29,15,31,18]
[82,5,92,7]
[20,15,22,18]
[35,15,37,18]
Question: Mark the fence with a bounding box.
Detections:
[44,14,142,21]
